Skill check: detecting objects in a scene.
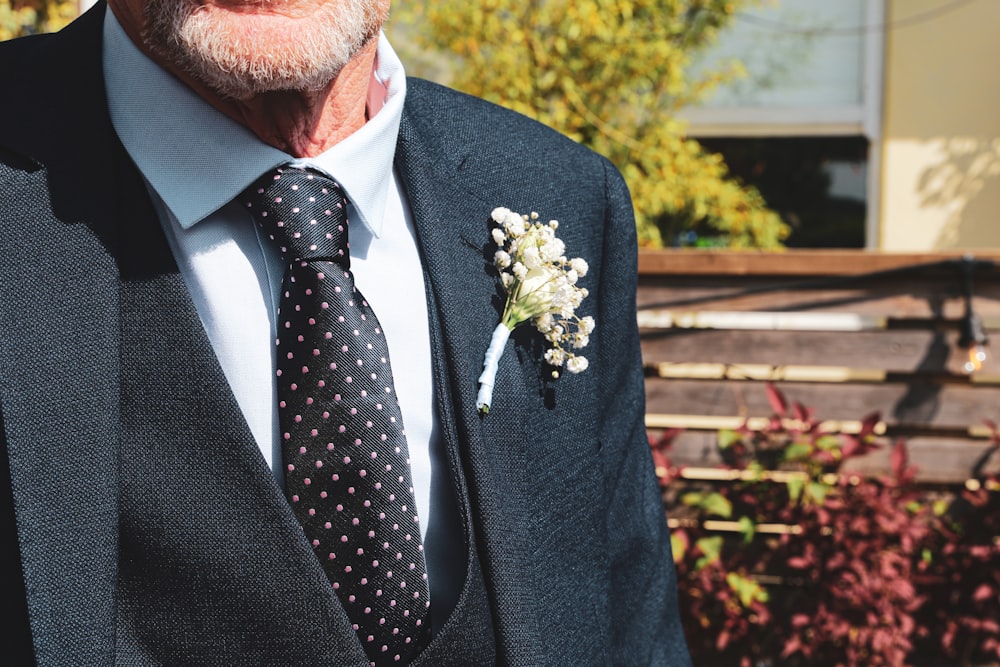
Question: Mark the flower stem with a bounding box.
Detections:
[476,323,513,414]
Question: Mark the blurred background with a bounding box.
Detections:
[384,0,1000,253]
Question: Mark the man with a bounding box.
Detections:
[0,0,691,664]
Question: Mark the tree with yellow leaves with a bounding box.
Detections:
[1,0,75,41]
[389,0,788,248]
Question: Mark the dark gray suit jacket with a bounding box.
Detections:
[0,3,690,665]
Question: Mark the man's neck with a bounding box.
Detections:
[181,41,376,158]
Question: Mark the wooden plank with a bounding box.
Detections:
[647,363,886,383]
[638,249,1000,277]
[637,310,886,331]
[674,467,1000,493]
[639,309,1000,333]
[652,430,1000,484]
[678,468,839,484]
[643,362,1000,386]
[646,414,993,441]
[639,329,1000,375]
[644,378,1000,430]
[666,518,804,536]
[645,414,891,435]
[636,279,1000,319]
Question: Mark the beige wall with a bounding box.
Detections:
[880,0,1000,250]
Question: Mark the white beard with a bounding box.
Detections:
[143,0,385,100]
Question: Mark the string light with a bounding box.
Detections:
[957,255,990,375]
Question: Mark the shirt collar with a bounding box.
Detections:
[102,9,406,238]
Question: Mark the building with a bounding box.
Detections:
[683,0,1000,250]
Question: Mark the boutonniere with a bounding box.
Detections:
[476,207,595,414]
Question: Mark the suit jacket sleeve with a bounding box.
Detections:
[595,161,692,665]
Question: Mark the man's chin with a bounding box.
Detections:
[143,0,380,100]
[180,55,345,101]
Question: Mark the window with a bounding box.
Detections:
[698,135,869,248]
[682,0,885,248]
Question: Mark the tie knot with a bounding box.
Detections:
[241,166,350,267]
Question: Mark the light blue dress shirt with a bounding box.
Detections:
[102,10,462,623]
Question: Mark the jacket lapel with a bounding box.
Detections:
[395,99,548,663]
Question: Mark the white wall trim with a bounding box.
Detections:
[864,0,887,248]
[683,106,865,138]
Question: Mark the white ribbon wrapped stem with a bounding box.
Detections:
[476,323,512,413]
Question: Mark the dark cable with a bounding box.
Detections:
[736,0,977,36]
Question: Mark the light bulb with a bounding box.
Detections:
[963,343,989,374]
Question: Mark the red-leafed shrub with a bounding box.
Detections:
[651,384,1000,667]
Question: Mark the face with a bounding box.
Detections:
[142,0,390,100]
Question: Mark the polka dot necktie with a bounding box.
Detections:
[241,166,430,665]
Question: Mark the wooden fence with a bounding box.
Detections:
[639,249,1000,486]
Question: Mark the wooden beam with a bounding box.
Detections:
[678,467,840,485]
[643,362,1000,386]
[667,518,804,535]
[666,466,1000,494]
[637,309,1000,332]
[637,309,886,331]
[645,413,884,434]
[647,362,885,383]
[638,249,1000,277]
[645,413,995,440]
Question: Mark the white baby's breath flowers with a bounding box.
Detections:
[476,206,595,414]
[544,347,567,366]
[566,356,589,374]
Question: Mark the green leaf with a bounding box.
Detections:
[726,572,769,607]
[681,492,705,508]
[700,492,733,518]
[783,442,813,462]
[681,491,732,518]
[737,515,756,543]
[670,532,687,562]
[804,481,831,505]
[717,429,742,450]
[694,535,723,570]
[814,434,842,453]
[786,476,805,504]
